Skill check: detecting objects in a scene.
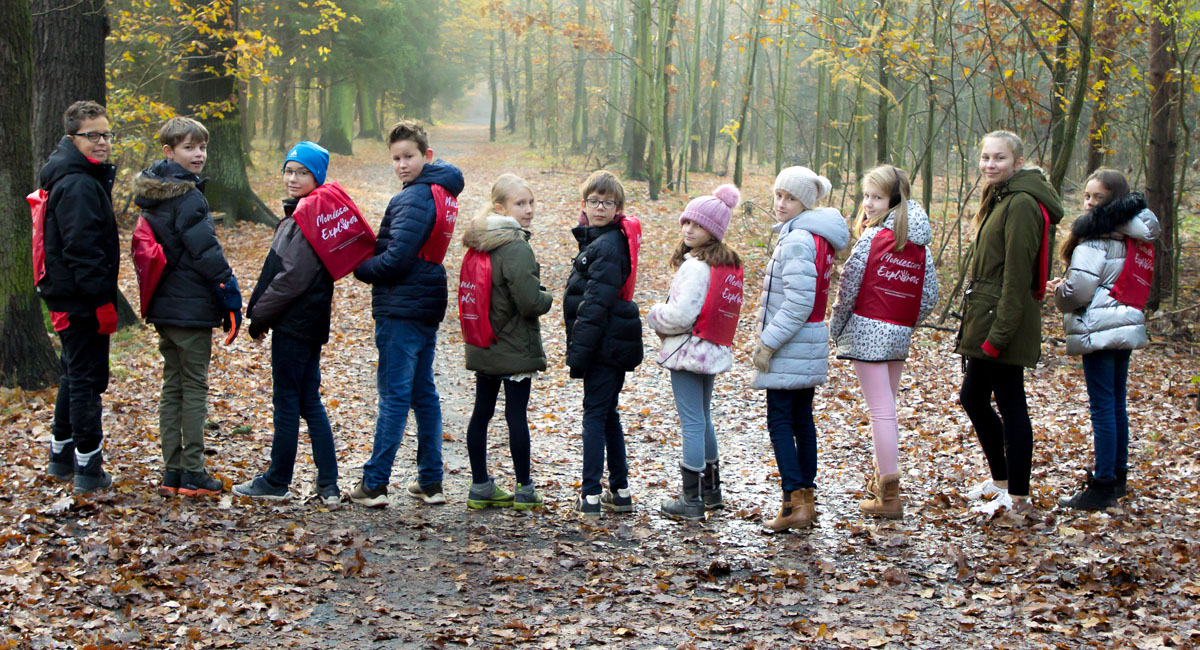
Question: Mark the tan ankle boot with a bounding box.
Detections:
[859,473,903,519]
[763,492,796,533]
[791,488,816,528]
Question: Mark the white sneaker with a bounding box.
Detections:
[964,479,1006,501]
[970,491,1014,515]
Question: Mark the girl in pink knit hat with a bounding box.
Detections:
[648,184,744,520]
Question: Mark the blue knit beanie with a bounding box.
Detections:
[283,141,329,186]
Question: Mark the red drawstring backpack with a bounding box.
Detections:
[291,181,376,280]
[1109,238,1154,310]
[692,265,743,346]
[853,229,927,327]
[458,249,496,347]
[418,185,459,264]
[807,234,836,322]
[131,215,169,316]
[28,189,48,287]
[618,215,641,301]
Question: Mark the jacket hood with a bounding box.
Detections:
[1071,192,1153,241]
[883,199,932,247]
[407,159,465,196]
[462,214,527,252]
[1001,167,1064,225]
[779,206,851,250]
[39,136,115,190]
[133,159,203,208]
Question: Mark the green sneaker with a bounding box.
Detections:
[513,483,544,511]
[466,479,514,510]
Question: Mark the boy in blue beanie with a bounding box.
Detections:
[234,141,341,503]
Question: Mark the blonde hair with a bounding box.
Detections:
[855,165,910,252]
[478,172,534,220]
[972,130,1026,231]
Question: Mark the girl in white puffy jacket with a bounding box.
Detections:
[1050,168,1159,511]
[648,184,743,521]
[829,166,938,520]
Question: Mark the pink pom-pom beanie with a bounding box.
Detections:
[679,184,741,241]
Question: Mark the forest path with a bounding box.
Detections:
[3,120,1197,649]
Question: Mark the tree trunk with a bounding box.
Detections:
[733,0,767,188]
[605,0,625,149]
[524,0,536,147]
[648,0,679,199]
[489,36,498,142]
[626,0,651,180]
[247,77,258,139]
[1048,0,1093,190]
[500,27,516,133]
[298,75,310,140]
[875,4,890,164]
[318,80,355,155]
[273,73,292,153]
[1145,0,1177,311]
[2,0,60,388]
[703,0,727,172]
[681,0,703,189]
[176,0,277,226]
[543,0,558,149]
[571,0,587,152]
[31,0,106,169]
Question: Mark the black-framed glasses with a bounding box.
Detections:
[584,198,617,209]
[70,131,115,143]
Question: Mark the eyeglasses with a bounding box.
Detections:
[282,169,312,179]
[70,131,115,143]
[584,198,617,209]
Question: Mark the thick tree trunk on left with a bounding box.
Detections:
[2,0,60,388]
[177,0,276,226]
[1145,0,1177,310]
[318,80,355,155]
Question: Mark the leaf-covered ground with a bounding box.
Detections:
[3,121,1199,649]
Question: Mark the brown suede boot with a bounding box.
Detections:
[791,488,816,528]
[763,490,796,533]
[859,472,903,519]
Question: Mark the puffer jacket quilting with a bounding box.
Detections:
[246,198,335,344]
[829,200,939,362]
[461,214,553,375]
[134,159,234,328]
[563,217,644,373]
[647,255,734,375]
[752,207,851,390]
[354,160,464,325]
[1054,194,1159,355]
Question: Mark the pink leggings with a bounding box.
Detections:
[853,360,905,476]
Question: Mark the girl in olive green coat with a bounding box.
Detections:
[459,174,553,510]
[956,131,1063,516]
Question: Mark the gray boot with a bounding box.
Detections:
[661,465,705,521]
[702,460,724,510]
[73,446,112,495]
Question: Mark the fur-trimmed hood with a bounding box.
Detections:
[1071,192,1151,241]
[134,159,205,209]
[462,213,529,252]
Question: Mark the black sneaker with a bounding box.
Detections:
[574,493,602,517]
[406,480,447,505]
[179,471,224,496]
[316,483,342,505]
[73,450,112,495]
[48,441,75,482]
[601,487,634,513]
[159,469,181,496]
[232,477,289,500]
[350,480,390,508]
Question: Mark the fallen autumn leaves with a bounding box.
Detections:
[2,123,1198,649]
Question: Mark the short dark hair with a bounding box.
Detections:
[387,119,429,153]
[63,100,107,135]
[159,116,209,148]
[581,170,626,212]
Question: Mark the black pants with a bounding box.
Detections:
[960,357,1032,496]
[52,314,110,455]
[581,365,628,496]
[466,373,532,486]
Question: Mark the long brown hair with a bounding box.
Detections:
[1058,168,1131,263]
[669,239,742,270]
[855,165,911,251]
[972,130,1025,232]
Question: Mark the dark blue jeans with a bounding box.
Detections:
[362,318,442,490]
[581,365,628,496]
[766,388,817,492]
[52,314,110,455]
[262,332,338,490]
[1082,349,1131,482]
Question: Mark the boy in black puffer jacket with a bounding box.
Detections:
[564,170,644,517]
[134,117,241,498]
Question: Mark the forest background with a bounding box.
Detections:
[0,0,1199,647]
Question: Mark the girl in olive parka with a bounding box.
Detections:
[460,174,553,511]
[956,131,1063,516]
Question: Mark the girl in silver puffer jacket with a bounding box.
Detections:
[1050,169,1159,511]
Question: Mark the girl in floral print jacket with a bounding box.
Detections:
[829,165,938,520]
[648,184,743,521]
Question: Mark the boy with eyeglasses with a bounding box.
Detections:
[38,100,120,494]
[563,170,644,516]
[133,116,241,497]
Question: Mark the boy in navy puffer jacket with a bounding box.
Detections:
[351,120,465,508]
[135,117,241,498]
